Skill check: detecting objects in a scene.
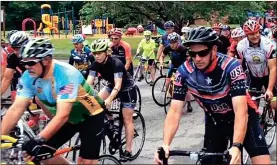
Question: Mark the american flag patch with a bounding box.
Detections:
[59,83,74,95]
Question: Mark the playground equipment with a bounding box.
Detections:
[37,4,58,34]
[22,18,37,37]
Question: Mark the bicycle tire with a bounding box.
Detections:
[119,110,146,161]
[144,70,151,84]
[135,85,142,113]
[133,65,141,83]
[263,109,276,147]
[98,154,122,165]
[152,75,167,106]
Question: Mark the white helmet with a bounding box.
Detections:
[9,31,29,47]
[181,27,190,33]
[231,27,245,39]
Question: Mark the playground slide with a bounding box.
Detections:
[42,16,58,33]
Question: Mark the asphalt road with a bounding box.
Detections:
[1,60,276,164]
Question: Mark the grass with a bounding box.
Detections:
[51,37,143,59]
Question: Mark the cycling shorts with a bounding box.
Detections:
[148,59,155,66]
[104,85,137,109]
[248,75,277,97]
[45,112,105,159]
[167,64,177,78]
[201,110,269,164]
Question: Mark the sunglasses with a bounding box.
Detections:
[110,37,120,40]
[21,59,41,66]
[188,48,211,58]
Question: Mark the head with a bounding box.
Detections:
[181,27,190,37]
[272,25,277,40]
[20,38,54,78]
[168,32,180,50]
[164,21,175,34]
[1,39,6,48]
[231,27,245,42]
[243,20,261,44]
[90,38,111,63]
[143,30,152,41]
[221,25,231,38]
[110,28,123,45]
[185,26,218,70]
[72,34,84,50]
[9,31,29,55]
[212,23,223,36]
[6,30,18,42]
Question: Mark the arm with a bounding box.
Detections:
[106,77,122,102]
[136,41,143,54]
[1,63,7,80]
[1,68,15,94]
[157,44,164,60]
[1,98,31,135]
[39,102,73,140]
[86,64,97,85]
[267,58,276,92]
[123,42,132,70]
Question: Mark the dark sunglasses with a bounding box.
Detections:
[110,37,120,40]
[188,48,211,58]
[21,60,41,66]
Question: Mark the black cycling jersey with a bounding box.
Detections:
[217,35,231,55]
[163,44,188,68]
[6,53,25,90]
[89,56,134,91]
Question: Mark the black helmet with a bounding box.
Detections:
[185,26,218,46]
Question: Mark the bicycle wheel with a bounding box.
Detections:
[135,85,142,113]
[263,109,276,147]
[144,70,151,84]
[98,155,122,165]
[164,82,173,114]
[120,110,146,161]
[152,75,167,106]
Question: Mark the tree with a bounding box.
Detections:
[80,1,269,34]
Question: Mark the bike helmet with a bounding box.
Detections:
[110,28,123,37]
[20,38,54,59]
[9,31,29,47]
[222,25,231,31]
[90,38,110,53]
[181,27,190,33]
[164,21,175,29]
[143,30,152,36]
[185,26,218,46]
[71,34,84,44]
[212,23,223,29]
[243,20,260,34]
[231,27,245,38]
[167,32,179,43]
[6,30,18,41]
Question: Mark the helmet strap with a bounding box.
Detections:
[100,55,109,64]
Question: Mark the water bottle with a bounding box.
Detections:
[27,120,39,134]
[39,115,48,131]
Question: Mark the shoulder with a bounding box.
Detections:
[84,46,91,52]
[261,36,275,52]
[237,38,248,51]
[121,40,131,48]
[20,70,35,85]
[111,57,124,66]
[217,54,242,74]
[53,60,83,80]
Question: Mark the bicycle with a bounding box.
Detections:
[1,135,121,165]
[243,89,276,164]
[71,100,146,162]
[157,147,232,165]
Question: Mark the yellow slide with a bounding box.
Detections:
[41,14,58,34]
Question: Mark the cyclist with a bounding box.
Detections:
[1,38,105,165]
[271,25,277,112]
[1,39,8,80]
[87,38,136,160]
[157,21,181,62]
[69,34,95,79]
[228,27,245,58]
[1,31,29,100]
[136,30,156,85]
[237,20,277,106]
[109,28,134,76]
[181,26,190,45]
[212,23,231,54]
[154,26,271,164]
[160,32,193,112]
[81,33,90,49]
[221,25,232,43]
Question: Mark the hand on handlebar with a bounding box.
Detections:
[229,146,241,164]
[154,145,169,165]
[265,89,273,100]
[159,64,164,70]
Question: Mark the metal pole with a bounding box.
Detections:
[51,8,54,37]
[64,8,67,39]
[72,6,75,35]
[58,9,60,39]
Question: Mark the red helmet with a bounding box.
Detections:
[81,34,86,39]
[110,28,123,37]
[212,23,223,29]
[243,20,260,34]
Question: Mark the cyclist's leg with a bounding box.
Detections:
[148,59,156,82]
[166,65,173,88]
[78,112,105,164]
[201,116,230,164]
[98,85,112,100]
[243,109,271,164]
[120,87,137,157]
[42,123,79,164]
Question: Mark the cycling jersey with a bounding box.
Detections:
[237,36,276,78]
[229,41,239,58]
[217,35,231,55]
[110,40,134,75]
[69,46,94,78]
[163,44,187,68]
[137,39,156,59]
[173,53,257,121]
[161,33,181,47]
[17,60,104,124]
[89,56,134,91]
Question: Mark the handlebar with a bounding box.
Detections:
[157,147,231,165]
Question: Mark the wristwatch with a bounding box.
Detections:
[232,142,243,151]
